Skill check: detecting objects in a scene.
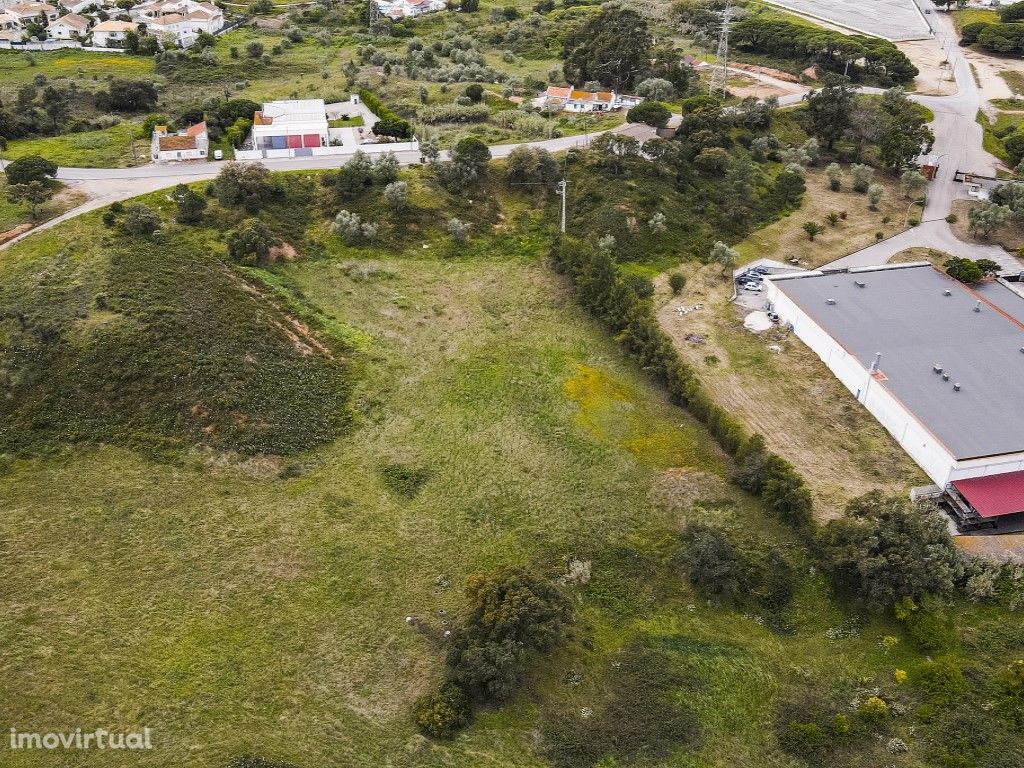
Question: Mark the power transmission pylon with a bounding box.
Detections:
[709,0,733,98]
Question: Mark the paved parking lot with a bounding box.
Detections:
[763,0,932,42]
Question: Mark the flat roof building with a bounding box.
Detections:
[766,263,1024,526]
[251,99,329,152]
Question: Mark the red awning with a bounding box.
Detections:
[953,471,1024,518]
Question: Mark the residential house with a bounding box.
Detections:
[0,10,19,29]
[4,2,59,25]
[151,121,209,162]
[542,86,644,113]
[61,0,110,13]
[131,0,223,46]
[90,18,137,46]
[375,0,446,20]
[251,99,329,152]
[47,12,90,39]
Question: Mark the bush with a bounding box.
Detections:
[412,683,470,738]
[911,658,966,703]
[360,89,413,139]
[668,272,686,294]
[120,203,160,237]
[227,218,277,264]
[626,101,671,128]
[857,696,889,725]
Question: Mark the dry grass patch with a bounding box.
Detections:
[736,170,911,269]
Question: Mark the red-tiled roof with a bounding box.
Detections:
[158,135,197,151]
[185,121,207,137]
[953,471,1024,518]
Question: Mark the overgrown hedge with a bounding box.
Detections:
[551,236,814,530]
[358,89,413,139]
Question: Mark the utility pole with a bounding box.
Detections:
[710,0,732,98]
[557,178,568,234]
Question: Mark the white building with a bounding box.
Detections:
[0,11,19,29]
[375,0,446,20]
[151,120,208,162]
[131,0,222,46]
[90,18,137,46]
[541,86,643,113]
[61,0,111,14]
[4,2,59,24]
[47,12,89,39]
[251,99,330,152]
[766,262,1024,529]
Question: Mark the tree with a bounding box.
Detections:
[626,101,671,128]
[709,240,737,274]
[850,163,874,193]
[825,162,843,191]
[95,80,158,113]
[818,492,963,606]
[41,86,69,131]
[450,136,491,174]
[215,161,278,212]
[6,180,53,221]
[120,203,160,236]
[901,168,928,199]
[372,151,400,184]
[446,568,570,701]
[332,209,377,244]
[460,0,479,10]
[463,83,484,103]
[968,202,1012,239]
[505,145,558,186]
[4,154,57,184]
[877,88,934,175]
[335,150,374,198]
[679,522,745,602]
[802,221,824,241]
[694,147,729,175]
[173,182,206,224]
[763,471,813,527]
[669,272,686,294]
[866,183,884,210]
[804,81,853,151]
[383,180,408,211]
[562,8,652,91]
[227,218,276,263]
[635,77,675,101]
[944,256,986,284]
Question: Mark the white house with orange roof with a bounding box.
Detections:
[4,2,59,24]
[151,121,209,162]
[541,86,643,114]
[375,0,445,20]
[47,12,90,39]
[91,18,138,47]
[131,0,223,41]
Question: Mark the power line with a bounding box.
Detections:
[709,0,733,98]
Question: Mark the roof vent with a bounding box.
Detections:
[826,298,837,305]
[954,383,962,392]
[933,363,943,374]
[974,300,982,313]
[943,289,952,296]
[855,280,866,288]
[942,373,950,382]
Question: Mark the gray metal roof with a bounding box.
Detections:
[772,264,1024,460]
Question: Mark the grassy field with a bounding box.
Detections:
[2,122,150,167]
[0,179,86,237]
[951,8,1001,34]
[0,152,1023,768]
[733,168,912,269]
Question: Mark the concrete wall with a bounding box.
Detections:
[234,139,418,161]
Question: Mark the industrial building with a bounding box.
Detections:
[766,263,1024,530]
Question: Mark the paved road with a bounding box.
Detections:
[0,122,658,250]
[825,4,1022,273]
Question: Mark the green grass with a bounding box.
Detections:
[951,7,1000,34]
[2,112,1024,768]
[2,122,149,168]
[328,115,364,128]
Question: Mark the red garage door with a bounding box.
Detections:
[286,135,302,149]
[303,133,321,148]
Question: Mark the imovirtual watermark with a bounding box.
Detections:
[8,728,153,751]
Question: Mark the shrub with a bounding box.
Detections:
[857,696,889,725]
[120,203,160,237]
[227,218,277,264]
[383,180,409,211]
[668,272,686,294]
[359,89,413,139]
[911,658,966,703]
[413,683,470,738]
[626,101,671,128]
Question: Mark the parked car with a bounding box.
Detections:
[742,282,764,292]
[213,149,224,160]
